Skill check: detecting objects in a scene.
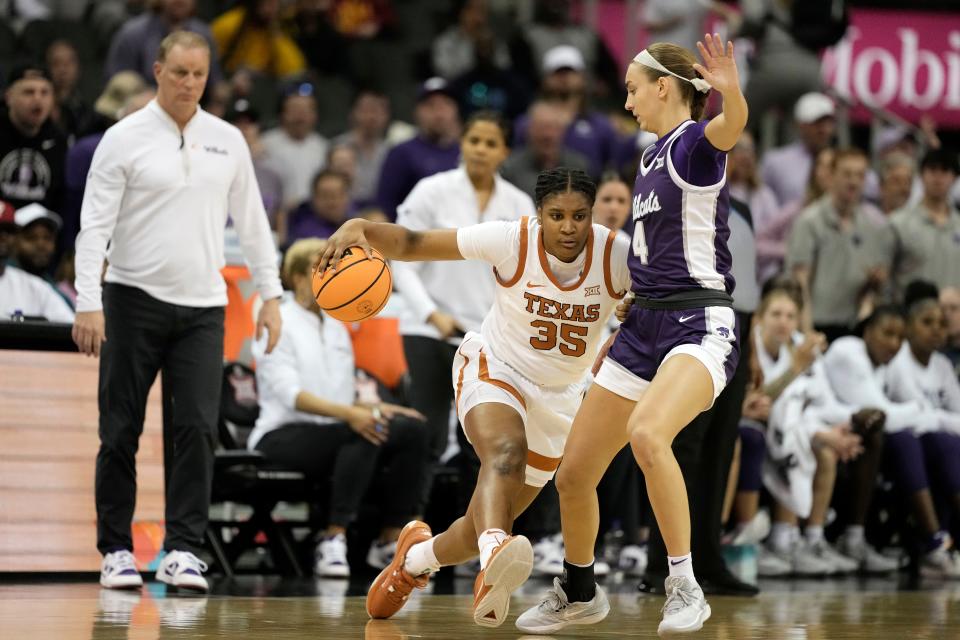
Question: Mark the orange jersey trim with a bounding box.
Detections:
[478,350,526,410]
[526,450,562,472]
[494,216,529,287]
[602,230,627,300]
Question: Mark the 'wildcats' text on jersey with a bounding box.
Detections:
[628,119,735,298]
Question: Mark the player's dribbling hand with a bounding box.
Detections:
[72,310,106,357]
[316,219,373,274]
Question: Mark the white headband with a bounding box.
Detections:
[632,49,711,94]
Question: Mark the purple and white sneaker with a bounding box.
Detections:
[156,550,209,592]
[100,550,143,589]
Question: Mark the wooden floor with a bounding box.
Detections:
[1,576,957,639]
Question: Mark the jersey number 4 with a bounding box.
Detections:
[632,221,649,265]
[529,320,587,357]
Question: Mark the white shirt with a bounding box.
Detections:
[0,266,75,322]
[248,296,356,449]
[823,336,939,433]
[457,218,630,386]
[886,343,960,435]
[74,100,282,311]
[760,141,812,207]
[394,167,536,339]
[261,128,328,207]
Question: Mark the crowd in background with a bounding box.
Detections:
[2,0,960,586]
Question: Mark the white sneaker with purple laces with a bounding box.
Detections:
[156,550,209,592]
[100,550,143,589]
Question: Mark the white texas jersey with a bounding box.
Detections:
[457,216,631,387]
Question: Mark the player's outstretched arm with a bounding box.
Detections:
[317,218,464,271]
[696,33,748,151]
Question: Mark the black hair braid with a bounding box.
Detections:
[534,167,597,208]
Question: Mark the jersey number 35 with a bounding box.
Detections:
[529,320,587,357]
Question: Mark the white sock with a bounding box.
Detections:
[478,529,508,569]
[844,525,865,546]
[770,523,797,553]
[805,525,824,545]
[403,537,440,576]
[667,553,695,579]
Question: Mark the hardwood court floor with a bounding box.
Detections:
[0,576,957,639]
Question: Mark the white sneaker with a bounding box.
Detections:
[315,534,350,578]
[658,576,711,634]
[532,535,564,577]
[728,510,771,546]
[808,539,859,574]
[619,544,648,577]
[515,577,610,634]
[757,547,792,577]
[921,544,960,579]
[366,539,397,570]
[790,540,834,576]
[155,550,209,592]
[100,550,143,590]
[836,534,898,574]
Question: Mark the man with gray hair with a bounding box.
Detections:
[876,152,916,217]
[74,31,282,592]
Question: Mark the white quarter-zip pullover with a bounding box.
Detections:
[75,100,283,311]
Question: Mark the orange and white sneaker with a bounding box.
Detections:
[472,535,534,627]
[366,521,433,619]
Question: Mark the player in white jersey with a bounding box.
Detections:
[317,168,631,627]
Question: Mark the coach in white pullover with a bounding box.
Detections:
[72,32,283,592]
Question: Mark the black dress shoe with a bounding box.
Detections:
[699,569,760,597]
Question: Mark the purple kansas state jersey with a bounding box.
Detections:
[629,120,735,298]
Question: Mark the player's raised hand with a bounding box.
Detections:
[316,219,374,274]
[693,33,740,96]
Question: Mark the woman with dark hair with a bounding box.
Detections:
[318,167,632,627]
[824,306,960,578]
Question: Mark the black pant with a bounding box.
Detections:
[645,310,752,578]
[402,335,460,511]
[255,418,428,528]
[96,284,224,555]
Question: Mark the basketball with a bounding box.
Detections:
[312,246,392,322]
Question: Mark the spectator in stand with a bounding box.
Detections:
[0,201,73,322]
[448,28,532,121]
[756,147,834,285]
[285,170,353,244]
[432,0,510,80]
[824,306,960,578]
[760,92,836,207]
[643,0,712,53]
[331,90,391,206]
[514,0,620,99]
[45,40,93,140]
[786,148,894,342]
[0,63,66,218]
[501,100,589,198]
[512,46,619,178]
[891,149,960,296]
[592,172,631,239]
[727,131,779,263]
[11,203,60,280]
[225,99,284,230]
[249,237,428,578]
[63,85,154,253]
[105,0,222,87]
[376,78,461,222]
[942,286,960,377]
[262,83,328,210]
[282,0,348,77]
[876,152,916,217]
[211,0,306,79]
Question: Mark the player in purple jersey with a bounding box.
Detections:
[517,35,748,636]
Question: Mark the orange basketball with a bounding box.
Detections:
[313,246,392,322]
